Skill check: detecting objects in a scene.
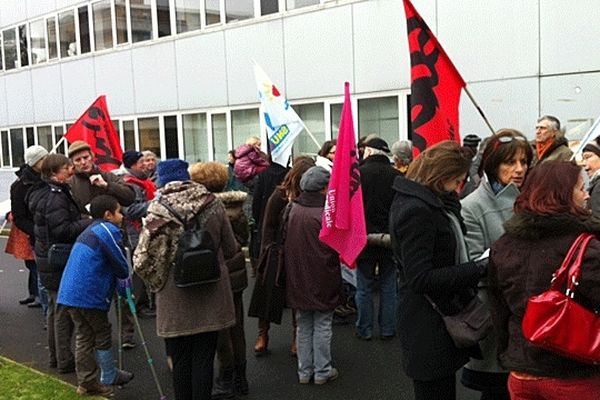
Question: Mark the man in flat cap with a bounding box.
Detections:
[355,137,400,341]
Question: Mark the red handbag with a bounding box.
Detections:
[522,232,600,365]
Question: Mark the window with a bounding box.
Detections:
[225,0,253,23]
[122,120,136,150]
[205,0,221,25]
[10,128,24,166]
[54,126,66,154]
[330,103,342,138]
[164,116,179,158]
[175,0,201,33]
[3,28,17,70]
[358,96,399,146]
[19,25,29,67]
[30,20,47,64]
[47,17,58,59]
[93,0,113,51]
[157,0,172,38]
[183,113,208,163]
[78,6,91,54]
[37,126,53,151]
[130,0,153,43]
[59,10,77,57]
[231,109,259,148]
[25,127,35,147]
[293,103,325,156]
[261,0,279,15]
[1,131,10,167]
[286,0,320,10]
[0,32,3,70]
[115,0,128,44]
[139,117,160,157]
[211,113,228,162]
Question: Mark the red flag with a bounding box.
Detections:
[319,82,366,267]
[64,95,123,171]
[403,0,466,157]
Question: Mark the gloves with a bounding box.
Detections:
[117,277,132,297]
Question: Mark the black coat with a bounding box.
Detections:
[389,176,483,380]
[360,154,400,234]
[489,213,600,379]
[27,180,92,291]
[10,165,42,244]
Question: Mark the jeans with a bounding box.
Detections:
[508,373,600,400]
[37,276,49,315]
[355,250,398,338]
[165,331,218,400]
[296,310,334,382]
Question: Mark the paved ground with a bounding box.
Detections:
[0,237,480,400]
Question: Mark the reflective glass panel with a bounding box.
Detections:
[205,0,221,25]
[293,103,325,156]
[232,109,260,149]
[225,0,253,23]
[358,96,399,146]
[175,0,201,33]
[164,116,179,158]
[10,128,24,166]
[47,17,58,59]
[59,10,77,57]
[3,28,17,70]
[212,114,228,162]
[130,0,153,43]
[139,117,161,158]
[93,0,113,50]
[79,6,91,54]
[183,113,208,163]
[30,19,47,64]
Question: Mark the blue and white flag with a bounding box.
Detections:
[253,62,304,167]
[572,116,600,160]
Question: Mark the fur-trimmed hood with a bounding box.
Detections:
[503,212,600,240]
[214,190,247,206]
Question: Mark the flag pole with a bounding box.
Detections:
[300,121,322,151]
[50,136,67,154]
[570,116,600,160]
[464,86,496,136]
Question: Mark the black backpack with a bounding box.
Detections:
[160,200,220,288]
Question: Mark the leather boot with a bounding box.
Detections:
[211,366,235,399]
[234,361,249,395]
[254,320,269,356]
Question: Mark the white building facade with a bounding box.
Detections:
[0,0,598,195]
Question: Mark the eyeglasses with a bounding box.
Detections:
[497,135,527,144]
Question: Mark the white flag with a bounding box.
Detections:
[572,116,600,160]
[253,62,304,167]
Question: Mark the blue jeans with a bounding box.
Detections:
[355,251,398,338]
[296,310,334,382]
[37,275,49,315]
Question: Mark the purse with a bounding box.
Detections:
[425,293,492,348]
[522,232,600,365]
[47,243,74,271]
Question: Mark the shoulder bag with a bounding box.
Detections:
[522,232,600,365]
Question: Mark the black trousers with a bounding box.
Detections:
[413,375,456,400]
[24,259,39,297]
[165,331,218,400]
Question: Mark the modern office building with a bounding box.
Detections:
[0,0,598,198]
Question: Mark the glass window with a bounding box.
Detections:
[157,0,172,38]
[286,0,320,10]
[182,113,208,163]
[115,0,128,44]
[175,0,201,33]
[19,25,29,67]
[0,32,3,70]
[25,127,35,147]
[164,116,179,158]
[59,10,77,58]
[212,113,228,162]
[54,126,66,155]
[225,0,253,23]
[205,0,221,25]
[122,120,136,150]
[93,0,113,51]
[78,6,91,54]
[47,17,58,59]
[330,103,342,139]
[3,28,17,70]
[232,109,260,148]
[10,128,24,166]
[139,117,161,157]
[30,20,47,64]
[261,0,279,15]
[1,131,10,167]
[37,126,53,151]
[130,0,153,43]
[358,96,399,146]
[293,103,325,156]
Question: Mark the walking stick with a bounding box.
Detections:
[116,293,123,370]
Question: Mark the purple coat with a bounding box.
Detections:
[284,191,342,311]
[233,144,269,182]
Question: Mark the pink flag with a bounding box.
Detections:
[319,82,367,267]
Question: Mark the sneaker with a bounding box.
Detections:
[76,381,114,397]
[380,335,395,341]
[27,301,42,308]
[121,339,137,349]
[112,369,134,386]
[19,296,35,305]
[314,368,339,385]
[354,332,372,341]
[298,376,311,384]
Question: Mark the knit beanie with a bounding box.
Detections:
[24,145,48,167]
[157,159,190,187]
[300,166,330,192]
[583,138,600,158]
[122,150,144,168]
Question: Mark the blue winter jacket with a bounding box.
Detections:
[58,220,129,311]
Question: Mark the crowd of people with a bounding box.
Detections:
[6,114,600,400]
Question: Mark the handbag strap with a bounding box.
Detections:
[564,233,594,297]
[549,233,592,290]
[424,294,447,317]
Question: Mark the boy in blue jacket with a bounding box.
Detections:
[58,195,134,397]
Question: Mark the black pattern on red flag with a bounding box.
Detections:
[64,95,123,171]
[403,0,466,157]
